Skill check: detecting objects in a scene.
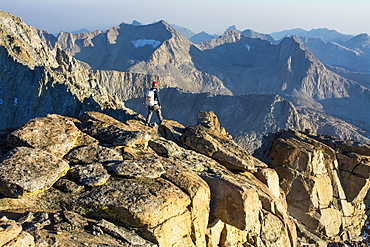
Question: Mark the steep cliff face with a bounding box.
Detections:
[195,30,350,100]
[0,10,140,130]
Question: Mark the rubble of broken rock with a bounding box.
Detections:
[0,111,369,247]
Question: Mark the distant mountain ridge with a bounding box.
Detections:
[189,31,218,44]
[240,29,276,43]
[170,24,195,39]
[71,28,90,34]
[1,10,369,152]
[296,35,370,73]
[36,19,370,150]
[270,27,354,43]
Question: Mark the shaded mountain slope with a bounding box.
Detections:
[343,33,370,52]
[194,30,370,134]
[296,35,370,73]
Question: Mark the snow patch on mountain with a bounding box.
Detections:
[131,39,161,49]
[245,42,252,51]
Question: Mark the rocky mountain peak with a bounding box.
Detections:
[241,29,276,43]
[189,31,217,44]
[118,20,176,37]
[1,11,370,246]
[220,28,242,41]
[196,28,242,50]
[345,33,370,51]
[225,25,241,33]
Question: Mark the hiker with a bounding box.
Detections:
[145,81,163,125]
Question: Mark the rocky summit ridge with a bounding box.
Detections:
[0,110,370,247]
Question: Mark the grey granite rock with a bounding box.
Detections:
[0,146,69,198]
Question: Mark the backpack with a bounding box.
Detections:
[145,89,155,106]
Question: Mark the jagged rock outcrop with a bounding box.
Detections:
[148,134,298,247]
[181,111,267,172]
[189,31,217,44]
[77,111,152,147]
[240,29,276,44]
[259,129,370,246]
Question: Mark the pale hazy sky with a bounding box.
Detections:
[1,0,369,36]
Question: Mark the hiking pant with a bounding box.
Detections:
[146,105,163,124]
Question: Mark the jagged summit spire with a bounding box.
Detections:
[225,25,241,33]
[220,28,242,41]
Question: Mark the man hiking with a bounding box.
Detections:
[145,81,163,126]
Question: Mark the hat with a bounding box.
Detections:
[152,81,158,87]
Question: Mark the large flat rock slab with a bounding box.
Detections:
[65,144,123,164]
[105,158,165,179]
[0,146,70,198]
[70,163,110,186]
[6,114,97,158]
[76,177,191,229]
[78,111,151,147]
